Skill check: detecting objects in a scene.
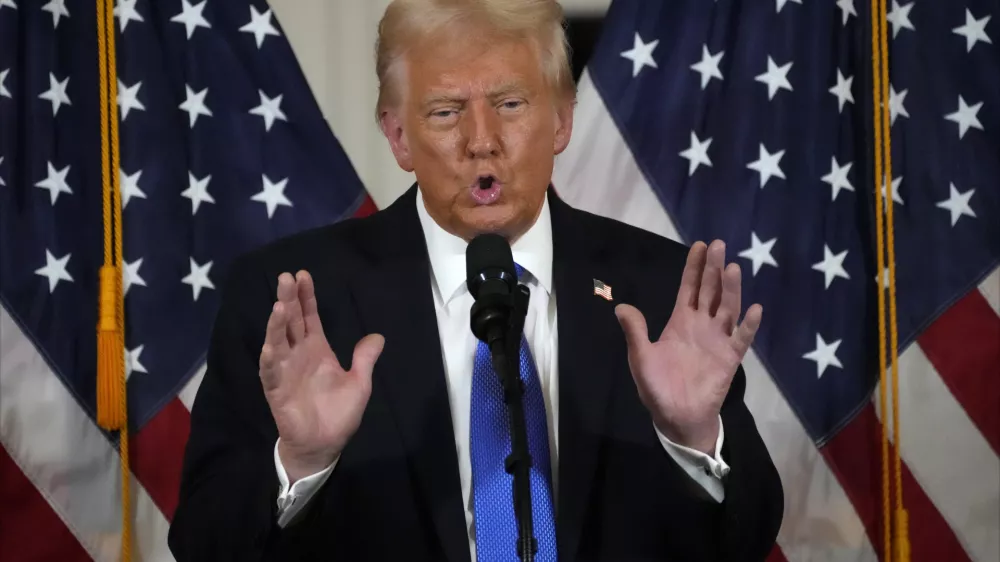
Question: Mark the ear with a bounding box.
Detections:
[379,107,414,172]
[552,97,575,155]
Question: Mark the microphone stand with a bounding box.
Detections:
[481,283,536,561]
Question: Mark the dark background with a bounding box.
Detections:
[566,15,606,81]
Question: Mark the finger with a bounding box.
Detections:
[297,270,325,337]
[277,273,305,345]
[715,262,742,335]
[697,240,726,315]
[676,241,708,309]
[614,303,650,360]
[350,333,386,388]
[731,303,763,357]
[260,301,290,391]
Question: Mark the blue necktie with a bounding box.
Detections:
[470,263,558,561]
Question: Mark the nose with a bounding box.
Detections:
[463,99,501,159]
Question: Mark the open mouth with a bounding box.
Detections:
[470,174,503,205]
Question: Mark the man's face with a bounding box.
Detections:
[381,30,573,242]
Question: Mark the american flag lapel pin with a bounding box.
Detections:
[593,278,613,301]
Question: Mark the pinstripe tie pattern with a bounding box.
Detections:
[469,263,558,561]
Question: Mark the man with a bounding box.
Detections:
[168,0,783,560]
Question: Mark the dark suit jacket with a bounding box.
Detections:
[168,185,783,561]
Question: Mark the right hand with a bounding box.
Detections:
[259,270,385,483]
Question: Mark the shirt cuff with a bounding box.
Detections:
[654,415,730,502]
[274,438,339,527]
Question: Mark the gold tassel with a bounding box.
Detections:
[96,265,125,429]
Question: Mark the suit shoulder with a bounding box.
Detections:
[571,205,690,267]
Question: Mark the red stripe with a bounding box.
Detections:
[766,544,789,562]
[917,289,1000,454]
[130,398,191,521]
[822,404,970,562]
[353,195,378,218]
[0,447,91,562]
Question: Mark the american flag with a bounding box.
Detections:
[553,0,998,561]
[0,0,373,560]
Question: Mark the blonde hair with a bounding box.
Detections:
[374,0,575,123]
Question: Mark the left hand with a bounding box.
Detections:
[615,240,762,455]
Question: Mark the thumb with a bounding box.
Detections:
[350,333,385,383]
[615,303,649,359]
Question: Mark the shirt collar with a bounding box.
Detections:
[416,186,553,305]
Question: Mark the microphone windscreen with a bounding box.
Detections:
[465,233,515,299]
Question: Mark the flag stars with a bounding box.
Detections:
[886,0,915,39]
[123,257,147,295]
[114,0,143,32]
[171,0,210,39]
[821,156,854,201]
[117,79,145,121]
[0,0,16,11]
[125,344,148,380]
[881,175,904,208]
[0,68,9,98]
[679,131,712,176]
[120,168,146,209]
[746,143,786,189]
[837,0,857,26]
[182,258,215,301]
[179,85,212,128]
[775,0,801,13]
[621,32,659,78]
[39,73,71,116]
[754,56,793,100]
[249,90,288,131]
[690,45,723,90]
[41,0,69,28]
[0,156,5,187]
[251,174,293,218]
[944,96,984,139]
[803,333,843,379]
[738,233,778,276]
[35,250,73,293]
[812,245,851,289]
[829,69,854,113]
[952,8,991,52]
[35,161,72,205]
[936,183,976,227]
[888,85,908,125]
[240,5,281,48]
[181,172,214,215]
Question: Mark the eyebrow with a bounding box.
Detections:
[421,81,531,108]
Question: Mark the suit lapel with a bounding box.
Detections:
[348,187,471,562]
[549,190,626,561]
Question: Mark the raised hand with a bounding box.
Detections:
[259,270,385,483]
[614,240,762,455]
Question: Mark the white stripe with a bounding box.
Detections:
[178,362,206,412]
[873,342,1000,561]
[0,304,176,562]
[553,70,877,562]
[978,266,999,317]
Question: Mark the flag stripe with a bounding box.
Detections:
[822,403,972,562]
[130,398,191,521]
[980,269,1000,317]
[0,306,173,561]
[0,447,91,562]
[882,342,1000,562]
[553,71,872,561]
[916,290,1000,455]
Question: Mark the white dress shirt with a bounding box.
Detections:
[272,189,731,559]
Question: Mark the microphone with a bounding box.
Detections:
[465,233,537,562]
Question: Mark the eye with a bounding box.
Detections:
[500,100,524,111]
[431,109,456,118]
